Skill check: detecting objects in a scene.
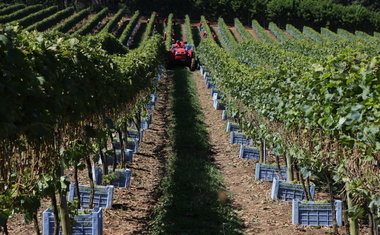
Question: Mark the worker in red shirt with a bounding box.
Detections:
[174,40,181,48]
[212,33,217,41]
[164,18,167,24]
[163,32,167,40]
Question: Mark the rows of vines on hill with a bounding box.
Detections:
[198,16,380,235]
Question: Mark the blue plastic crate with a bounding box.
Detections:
[230,132,251,145]
[226,121,240,132]
[213,99,224,110]
[43,208,103,235]
[94,166,131,188]
[255,163,287,181]
[126,139,139,153]
[141,120,149,130]
[203,72,210,80]
[271,178,315,202]
[151,93,157,103]
[212,92,221,101]
[98,150,133,165]
[222,110,229,120]
[147,102,155,110]
[292,200,342,226]
[126,129,144,141]
[210,88,219,97]
[68,184,114,209]
[159,65,165,73]
[144,113,153,124]
[239,145,260,159]
[207,80,215,89]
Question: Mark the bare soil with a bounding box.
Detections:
[247,27,260,41]
[91,14,113,35]
[67,13,95,34]
[229,26,243,42]
[283,30,295,40]
[265,29,280,42]
[192,70,345,234]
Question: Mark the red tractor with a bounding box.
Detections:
[168,42,197,71]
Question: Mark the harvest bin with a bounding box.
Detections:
[255,163,287,181]
[206,80,215,89]
[126,129,144,141]
[230,132,251,145]
[42,208,103,235]
[98,149,133,165]
[212,91,221,100]
[271,178,315,201]
[126,139,139,153]
[211,88,219,97]
[239,145,260,160]
[213,99,224,110]
[292,200,343,226]
[141,120,150,130]
[222,110,228,120]
[94,166,131,188]
[68,184,114,209]
[226,121,240,132]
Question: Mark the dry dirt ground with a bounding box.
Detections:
[7,75,173,235]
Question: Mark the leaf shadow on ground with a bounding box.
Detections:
[152,68,244,234]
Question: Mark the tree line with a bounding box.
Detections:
[4,0,380,41]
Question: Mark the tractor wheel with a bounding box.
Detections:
[190,58,196,71]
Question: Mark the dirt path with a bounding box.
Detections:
[192,71,338,234]
[67,13,95,34]
[92,14,113,35]
[247,27,260,41]
[266,29,280,42]
[151,68,244,234]
[103,75,172,234]
[283,30,295,40]
[229,26,242,42]
[181,23,187,41]
[129,19,146,49]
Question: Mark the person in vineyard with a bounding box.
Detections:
[164,18,167,24]
[199,21,203,31]
[163,32,167,40]
[212,33,217,41]
[174,40,181,48]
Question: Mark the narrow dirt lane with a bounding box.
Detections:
[151,68,243,234]
[104,74,173,235]
[192,70,335,235]
[229,26,242,42]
